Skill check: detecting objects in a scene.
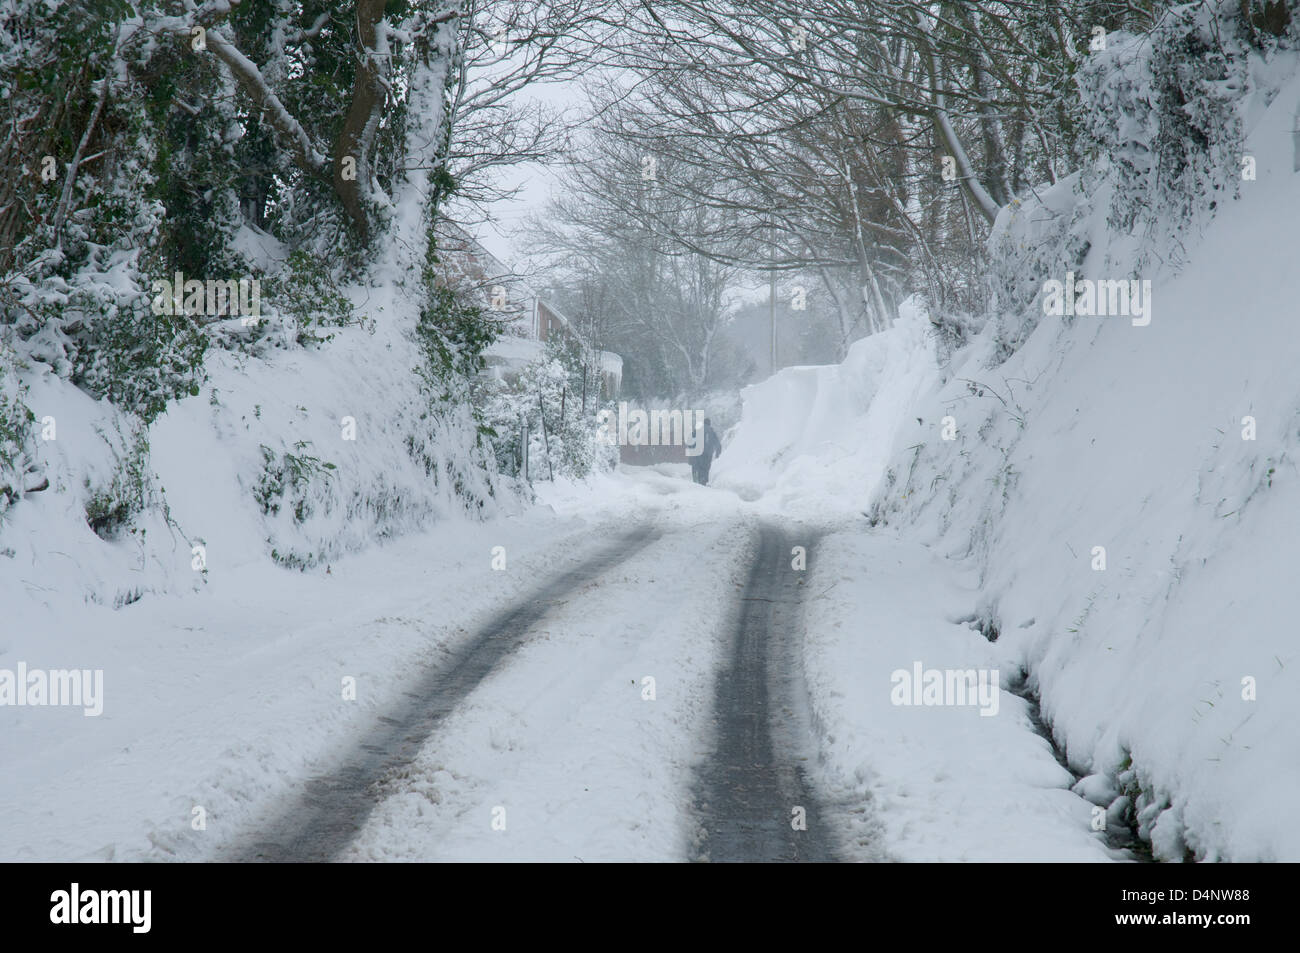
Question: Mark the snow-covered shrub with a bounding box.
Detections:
[261,250,372,348]
[1078,4,1249,267]
[0,339,37,515]
[985,174,1095,361]
[406,249,508,497]
[927,307,987,365]
[480,339,618,483]
[253,444,338,526]
[402,403,502,512]
[1240,0,1293,43]
[252,443,341,568]
[2,11,211,427]
[83,421,154,540]
[415,278,497,398]
[66,277,207,424]
[8,244,207,426]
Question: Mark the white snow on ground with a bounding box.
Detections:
[3,329,1153,872]
[333,464,1116,862]
[7,25,1297,866]
[802,529,1116,862]
[3,449,1120,862]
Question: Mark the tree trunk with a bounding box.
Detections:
[333,0,390,243]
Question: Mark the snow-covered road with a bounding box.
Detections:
[1,465,1122,862]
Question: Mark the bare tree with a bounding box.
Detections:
[530,129,741,396]
[559,0,1159,350]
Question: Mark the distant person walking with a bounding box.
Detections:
[691,418,723,485]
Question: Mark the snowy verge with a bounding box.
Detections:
[710,297,940,517]
[801,529,1117,862]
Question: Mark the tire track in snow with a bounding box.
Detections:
[337,517,748,861]
[225,525,661,862]
[693,524,840,862]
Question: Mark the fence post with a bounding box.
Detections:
[538,394,554,480]
[520,414,529,482]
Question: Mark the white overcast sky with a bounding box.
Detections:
[463,68,591,273]
[460,66,773,308]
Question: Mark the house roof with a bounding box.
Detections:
[434,221,619,377]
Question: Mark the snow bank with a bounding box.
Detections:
[1,267,517,610]
[713,297,940,515]
[883,51,1300,863]
[801,530,1116,861]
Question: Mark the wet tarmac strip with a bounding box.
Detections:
[693,524,840,862]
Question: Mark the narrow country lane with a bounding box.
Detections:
[218,508,848,863]
[205,496,1103,864]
